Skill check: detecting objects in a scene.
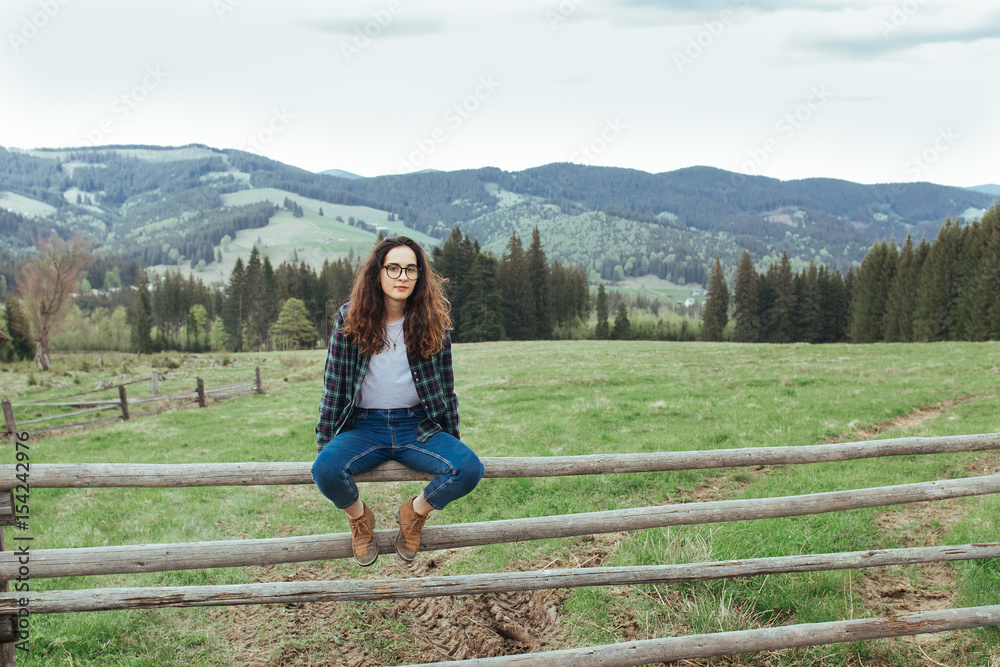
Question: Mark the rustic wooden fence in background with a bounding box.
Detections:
[0,433,998,666]
[2,367,264,440]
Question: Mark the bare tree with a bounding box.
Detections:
[16,234,94,370]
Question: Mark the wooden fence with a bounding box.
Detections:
[2,367,264,440]
[0,432,998,666]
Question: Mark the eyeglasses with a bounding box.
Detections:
[383,263,420,280]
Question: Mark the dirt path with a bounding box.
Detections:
[215,537,626,665]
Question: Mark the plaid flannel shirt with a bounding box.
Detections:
[315,303,460,452]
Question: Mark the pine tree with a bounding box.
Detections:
[595,284,609,339]
[913,220,963,341]
[816,266,848,343]
[849,241,896,343]
[223,257,247,351]
[128,270,153,353]
[2,298,34,360]
[244,247,267,350]
[432,228,476,340]
[270,298,318,350]
[611,301,631,340]
[764,252,796,343]
[953,217,987,340]
[732,251,760,342]
[702,257,729,341]
[797,263,823,343]
[964,205,1000,339]
[883,236,916,342]
[459,253,505,342]
[526,227,554,339]
[261,256,279,349]
[499,232,535,340]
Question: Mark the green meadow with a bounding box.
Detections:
[2,341,999,666]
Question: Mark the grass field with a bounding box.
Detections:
[2,341,999,666]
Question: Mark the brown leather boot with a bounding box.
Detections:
[348,503,378,567]
[395,497,427,562]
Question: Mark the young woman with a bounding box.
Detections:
[312,236,484,566]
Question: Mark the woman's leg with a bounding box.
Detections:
[392,428,483,561]
[311,415,394,566]
[394,430,484,511]
[311,425,392,510]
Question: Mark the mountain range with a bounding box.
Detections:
[1,143,995,288]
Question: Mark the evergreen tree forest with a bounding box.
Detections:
[728,250,852,344]
[719,202,1000,343]
[846,203,1000,342]
[5,202,998,358]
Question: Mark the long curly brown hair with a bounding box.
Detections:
[341,236,452,358]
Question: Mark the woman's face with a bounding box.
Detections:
[380,245,419,308]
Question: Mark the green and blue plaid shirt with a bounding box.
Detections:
[315,303,460,452]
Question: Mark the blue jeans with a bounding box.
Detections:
[312,406,484,511]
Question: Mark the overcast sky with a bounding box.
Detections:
[1,0,997,187]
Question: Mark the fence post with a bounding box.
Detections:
[151,372,159,397]
[255,366,263,394]
[118,385,130,421]
[1,401,14,446]
[196,378,206,408]
[0,492,17,666]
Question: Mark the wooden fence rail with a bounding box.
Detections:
[2,432,997,490]
[15,373,158,405]
[3,472,998,580]
[3,542,997,615]
[398,605,1000,667]
[1,367,264,437]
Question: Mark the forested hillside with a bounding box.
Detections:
[0,144,994,293]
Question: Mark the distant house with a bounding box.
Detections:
[684,298,696,308]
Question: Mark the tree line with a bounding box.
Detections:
[432,227,590,342]
[846,202,1000,342]
[4,202,998,368]
[702,202,1000,343]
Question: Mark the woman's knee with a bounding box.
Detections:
[312,447,347,486]
[454,450,484,489]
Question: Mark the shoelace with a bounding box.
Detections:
[350,514,372,537]
[404,513,427,533]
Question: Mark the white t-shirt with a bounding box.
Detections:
[357,317,421,409]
